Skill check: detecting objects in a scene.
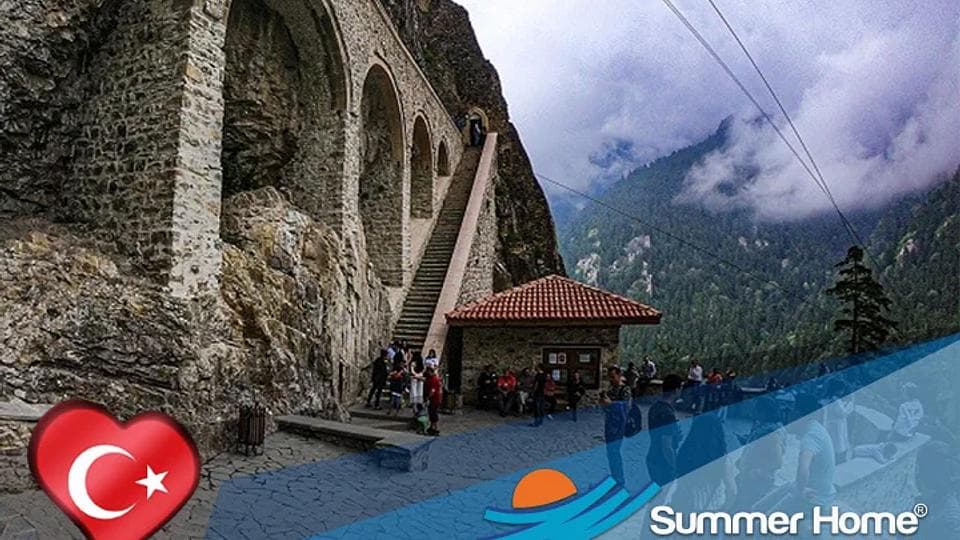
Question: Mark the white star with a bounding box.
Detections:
[134,466,169,500]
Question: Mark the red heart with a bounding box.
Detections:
[28,400,200,540]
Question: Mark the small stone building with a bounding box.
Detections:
[446,275,661,400]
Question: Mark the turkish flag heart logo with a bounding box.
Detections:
[28,400,200,540]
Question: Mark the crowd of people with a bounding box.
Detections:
[364,340,443,435]
[597,365,932,525]
[475,365,585,425]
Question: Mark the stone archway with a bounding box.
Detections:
[359,64,405,286]
[220,0,347,228]
[463,106,490,147]
[410,116,433,219]
[437,140,451,177]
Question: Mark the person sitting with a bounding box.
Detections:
[477,364,498,410]
[497,369,518,417]
[890,382,924,441]
[518,368,534,414]
[544,373,558,416]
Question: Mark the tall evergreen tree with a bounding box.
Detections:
[826,246,897,354]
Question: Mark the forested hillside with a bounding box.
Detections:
[559,121,959,375]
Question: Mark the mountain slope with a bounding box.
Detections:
[560,122,958,374]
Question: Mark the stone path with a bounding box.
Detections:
[0,406,739,539]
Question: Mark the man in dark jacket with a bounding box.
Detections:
[477,365,497,410]
[567,371,586,421]
[601,366,632,485]
[365,349,389,410]
[530,366,548,427]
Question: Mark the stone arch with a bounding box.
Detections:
[463,106,490,146]
[359,63,405,286]
[220,0,348,228]
[410,115,434,219]
[437,139,451,176]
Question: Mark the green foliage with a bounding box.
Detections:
[825,246,897,353]
[559,120,959,377]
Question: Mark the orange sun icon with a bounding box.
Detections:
[511,469,578,509]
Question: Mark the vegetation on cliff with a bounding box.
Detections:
[379,0,566,287]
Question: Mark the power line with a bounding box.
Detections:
[701,0,907,327]
[659,0,866,251]
[703,0,866,249]
[536,171,835,319]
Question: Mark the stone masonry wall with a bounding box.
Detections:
[61,0,196,281]
[460,326,620,401]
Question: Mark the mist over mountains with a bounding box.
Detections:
[555,120,959,373]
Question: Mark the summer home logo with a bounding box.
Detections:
[483,469,660,538]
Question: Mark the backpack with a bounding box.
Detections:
[625,400,644,437]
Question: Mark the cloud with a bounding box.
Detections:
[457,0,960,220]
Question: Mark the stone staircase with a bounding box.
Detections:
[393,147,481,350]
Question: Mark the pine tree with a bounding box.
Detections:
[826,246,897,354]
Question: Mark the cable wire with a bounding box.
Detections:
[536,171,836,319]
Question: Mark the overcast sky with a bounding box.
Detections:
[458,0,960,221]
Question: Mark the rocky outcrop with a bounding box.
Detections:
[0,0,110,217]
[379,0,567,286]
[0,188,390,461]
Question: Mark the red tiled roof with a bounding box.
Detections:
[446,275,661,326]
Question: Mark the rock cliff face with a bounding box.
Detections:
[379,0,567,286]
[1,188,389,459]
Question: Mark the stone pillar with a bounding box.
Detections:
[167,1,228,297]
[63,0,226,298]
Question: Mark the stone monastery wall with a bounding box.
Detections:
[4,0,465,299]
[0,0,484,463]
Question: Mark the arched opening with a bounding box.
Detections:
[463,107,490,147]
[410,116,433,219]
[437,140,451,177]
[220,0,347,232]
[359,64,405,286]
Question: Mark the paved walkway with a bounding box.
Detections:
[0,431,353,539]
[0,406,735,539]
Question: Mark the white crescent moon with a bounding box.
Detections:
[67,444,136,520]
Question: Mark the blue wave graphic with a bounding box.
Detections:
[483,479,660,539]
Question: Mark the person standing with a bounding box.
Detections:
[387,363,406,415]
[477,364,497,410]
[365,349,389,410]
[567,371,586,422]
[625,362,640,392]
[647,374,683,487]
[426,367,443,436]
[530,366,547,427]
[409,351,426,413]
[823,379,854,464]
[601,366,632,486]
[639,356,657,395]
[734,396,786,508]
[686,361,704,412]
[791,392,836,508]
[425,349,440,371]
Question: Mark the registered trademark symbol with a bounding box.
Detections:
[914,503,928,518]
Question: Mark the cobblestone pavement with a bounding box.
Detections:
[0,406,728,539]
